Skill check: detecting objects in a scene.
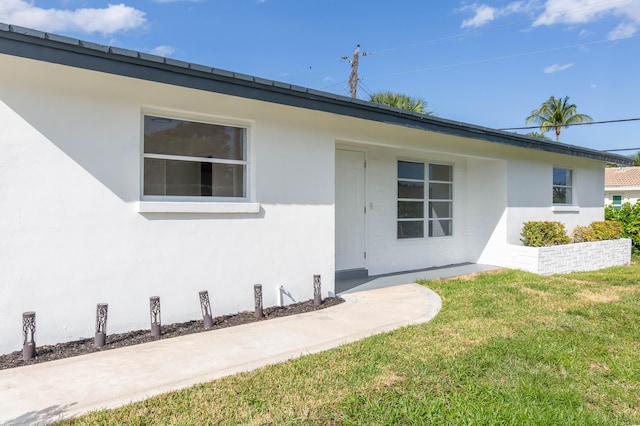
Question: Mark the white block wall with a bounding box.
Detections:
[487,239,631,275]
[0,54,338,354]
[536,238,631,275]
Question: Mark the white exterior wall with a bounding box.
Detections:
[0,52,610,354]
[361,149,470,276]
[337,134,605,276]
[0,55,337,354]
[478,154,605,267]
[504,155,605,244]
[605,189,640,205]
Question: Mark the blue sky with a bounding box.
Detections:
[1,0,639,152]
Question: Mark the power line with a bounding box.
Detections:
[498,117,640,131]
[366,35,637,80]
[347,0,636,82]
[368,0,630,57]
[357,80,374,98]
[604,148,640,152]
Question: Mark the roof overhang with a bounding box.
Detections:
[0,23,633,167]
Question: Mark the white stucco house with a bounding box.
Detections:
[605,166,640,208]
[0,24,633,354]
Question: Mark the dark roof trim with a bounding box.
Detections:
[0,23,632,166]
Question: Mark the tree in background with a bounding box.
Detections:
[526,131,550,140]
[628,151,640,166]
[605,201,640,254]
[526,96,593,142]
[369,91,431,114]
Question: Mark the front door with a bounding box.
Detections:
[335,149,366,271]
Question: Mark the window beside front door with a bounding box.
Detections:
[398,161,453,239]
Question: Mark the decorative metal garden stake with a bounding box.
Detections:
[254,284,264,319]
[22,311,36,360]
[199,291,214,329]
[94,303,108,348]
[150,296,161,337]
[313,274,322,306]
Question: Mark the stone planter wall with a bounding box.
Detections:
[488,238,632,275]
[478,238,631,275]
[535,238,632,275]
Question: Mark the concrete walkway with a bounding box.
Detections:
[0,283,442,425]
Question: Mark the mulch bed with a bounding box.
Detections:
[0,297,344,371]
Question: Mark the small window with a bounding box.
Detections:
[143,115,247,199]
[398,161,425,239]
[398,161,453,239]
[612,195,622,210]
[553,167,572,204]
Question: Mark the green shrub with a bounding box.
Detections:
[605,201,640,254]
[572,225,594,243]
[521,221,571,247]
[573,221,622,243]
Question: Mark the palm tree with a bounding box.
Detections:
[526,96,593,142]
[369,91,431,114]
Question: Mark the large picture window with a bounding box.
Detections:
[398,161,453,239]
[143,115,247,198]
[553,167,572,204]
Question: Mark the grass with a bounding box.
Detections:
[59,261,640,425]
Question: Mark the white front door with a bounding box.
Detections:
[335,149,366,271]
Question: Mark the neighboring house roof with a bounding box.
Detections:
[0,23,633,166]
[605,166,640,188]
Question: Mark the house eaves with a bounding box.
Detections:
[0,23,633,167]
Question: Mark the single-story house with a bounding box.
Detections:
[605,166,640,208]
[0,24,632,354]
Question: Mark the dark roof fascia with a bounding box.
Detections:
[0,24,633,166]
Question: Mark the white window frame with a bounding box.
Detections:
[397,160,453,239]
[428,164,454,238]
[552,167,573,205]
[138,110,258,214]
[397,161,426,239]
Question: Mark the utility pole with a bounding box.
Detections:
[342,44,369,99]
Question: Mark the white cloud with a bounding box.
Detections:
[459,1,640,39]
[460,1,538,28]
[323,76,334,83]
[533,0,613,25]
[152,0,199,3]
[533,0,640,40]
[608,21,637,40]
[0,0,146,35]
[461,4,496,28]
[544,62,574,73]
[150,45,175,57]
[590,83,597,88]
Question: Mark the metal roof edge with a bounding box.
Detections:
[0,23,633,167]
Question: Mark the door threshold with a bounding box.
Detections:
[335,268,369,281]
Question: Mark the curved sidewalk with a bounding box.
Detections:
[0,284,441,425]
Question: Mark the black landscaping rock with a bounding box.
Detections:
[0,297,344,370]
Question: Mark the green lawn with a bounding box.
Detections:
[60,261,640,425]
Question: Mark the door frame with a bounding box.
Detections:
[335,148,367,272]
